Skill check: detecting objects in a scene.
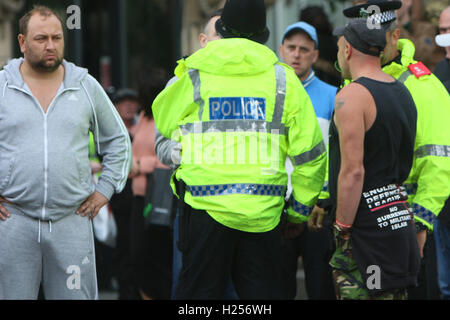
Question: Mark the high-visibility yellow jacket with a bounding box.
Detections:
[152,38,326,233]
[89,132,101,177]
[382,39,450,230]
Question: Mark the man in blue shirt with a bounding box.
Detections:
[279,21,337,299]
[280,21,337,145]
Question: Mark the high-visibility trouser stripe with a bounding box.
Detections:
[289,197,313,217]
[188,69,204,121]
[412,203,436,226]
[416,144,450,158]
[188,184,287,197]
[291,141,326,166]
[179,121,287,135]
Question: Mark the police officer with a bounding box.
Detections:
[152,0,326,300]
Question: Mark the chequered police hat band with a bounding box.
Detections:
[363,10,396,24]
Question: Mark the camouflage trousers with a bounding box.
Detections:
[329,227,407,300]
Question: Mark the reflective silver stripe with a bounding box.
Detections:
[182,65,288,135]
[188,69,204,121]
[273,64,286,125]
[398,69,413,83]
[188,184,286,197]
[412,203,436,226]
[180,121,286,135]
[416,144,450,158]
[291,141,326,166]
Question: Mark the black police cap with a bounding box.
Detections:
[215,0,270,44]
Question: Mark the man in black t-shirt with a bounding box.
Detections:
[329,17,420,300]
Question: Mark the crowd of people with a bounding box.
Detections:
[0,0,449,301]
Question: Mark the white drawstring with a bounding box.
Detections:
[38,220,52,243]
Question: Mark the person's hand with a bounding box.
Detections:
[171,143,182,166]
[77,191,108,220]
[90,161,103,175]
[0,196,12,221]
[308,205,328,231]
[283,222,305,239]
[129,158,140,178]
[417,230,427,259]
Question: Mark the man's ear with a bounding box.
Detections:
[312,49,319,64]
[345,42,352,60]
[393,28,401,42]
[279,44,285,61]
[18,34,26,54]
[387,28,401,50]
[199,33,207,48]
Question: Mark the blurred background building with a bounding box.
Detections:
[1,0,447,95]
[0,0,352,91]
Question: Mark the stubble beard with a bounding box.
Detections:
[26,46,64,73]
[30,56,63,73]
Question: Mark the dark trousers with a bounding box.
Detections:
[174,205,284,300]
[280,224,336,300]
[130,196,173,300]
[407,232,441,300]
[110,179,139,299]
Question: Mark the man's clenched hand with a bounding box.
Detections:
[307,205,328,232]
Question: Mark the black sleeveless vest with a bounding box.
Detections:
[329,77,420,293]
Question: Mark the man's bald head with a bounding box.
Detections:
[440,6,450,34]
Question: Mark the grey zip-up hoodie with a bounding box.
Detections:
[0,58,132,222]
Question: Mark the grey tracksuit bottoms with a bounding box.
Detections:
[0,204,98,300]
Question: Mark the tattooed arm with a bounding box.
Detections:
[334,83,376,227]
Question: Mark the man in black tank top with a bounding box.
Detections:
[329,19,420,300]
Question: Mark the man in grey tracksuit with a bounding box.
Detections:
[0,6,132,300]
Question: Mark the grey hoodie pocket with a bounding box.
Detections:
[77,156,92,189]
[46,152,93,210]
[0,156,14,194]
